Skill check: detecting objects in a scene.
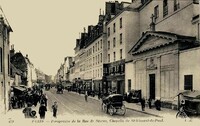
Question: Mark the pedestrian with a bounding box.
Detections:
[39,104,47,119]
[148,98,152,109]
[78,88,81,94]
[140,97,145,111]
[155,99,161,111]
[51,101,58,118]
[98,92,101,100]
[44,93,48,107]
[40,94,46,106]
[85,90,88,102]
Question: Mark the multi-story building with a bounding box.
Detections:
[69,59,75,83]
[62,56,74,84]
[10,45,22,86]
[126,0,199,108]
[84,14,105,92]
[0,13,13,113]
[103,1,139,95]
[11,52,37,88]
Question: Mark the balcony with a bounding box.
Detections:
[103,59,125,76]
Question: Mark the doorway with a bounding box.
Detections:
[149,74,155,99]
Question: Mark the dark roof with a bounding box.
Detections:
[10,63,23,75]
[10,52,27,72]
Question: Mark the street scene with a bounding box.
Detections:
[0,0,200,125]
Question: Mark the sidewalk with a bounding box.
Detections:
[72,91,178,118]
[3,104,55,120]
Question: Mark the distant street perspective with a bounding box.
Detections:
[46,88,150,118]
[0,0,200,124]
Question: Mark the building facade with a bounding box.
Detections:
[0,14,13,113]
[126,0,199,108]
[104,1,141,95]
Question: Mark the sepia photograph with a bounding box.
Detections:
[0,0,200,126]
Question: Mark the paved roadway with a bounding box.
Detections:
[45,88,150,118]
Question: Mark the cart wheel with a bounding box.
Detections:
[120,105,126,116]
[101,103,105,111]
[104,105,107,113]
[108,105,114,116]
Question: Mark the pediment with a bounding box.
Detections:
[134,36,173,54]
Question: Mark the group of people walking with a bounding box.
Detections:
[140,97,161,111]
[9,85,58,119]
[23,93,58,119]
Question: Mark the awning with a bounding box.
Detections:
[13,86,26,92]
[177,90,200,99]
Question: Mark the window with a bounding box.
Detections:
[98,41,99,50]
[120,33,122,44]
[100,68,102,76]
[100,53,102,63]
[113,52,116,61]
[154,5,159,20]
[120,18,122,28]
[108,54,110,62]
[184,75,193,90]
[108,27,110,37]
[96,55,97,65]
[108,41,110,50]
[95,43,97,52]
[93,46,94,53]
[100,39,102,49]
[0,48,2,72]
[174,0,180,11]
[98,54,99,64]
[113,23,116,33]
[93,57,94,65]
[113,37,116,47]
[128,79,131,92]
[163,0,168,17]
[120,49,122,59]
[8,54,10,74]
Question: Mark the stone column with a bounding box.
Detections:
[133,60,136,90]
[156,55,161,99]
[143,58,147,99]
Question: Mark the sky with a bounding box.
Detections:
[0,0,131,76]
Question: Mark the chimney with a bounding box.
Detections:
[84,27,86,33]
[26,54,28,58]
[10,45,15,58]
[0,15,4,23]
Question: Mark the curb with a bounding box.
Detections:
[125,107,163,118]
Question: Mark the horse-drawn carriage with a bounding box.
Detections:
[101,94,126,116]
[45,84,51,91]
[56,84,64,94]
[176,90,200,118]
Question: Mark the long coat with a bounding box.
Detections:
[39,105,47,116]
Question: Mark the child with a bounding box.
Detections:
[52,101,58,118]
